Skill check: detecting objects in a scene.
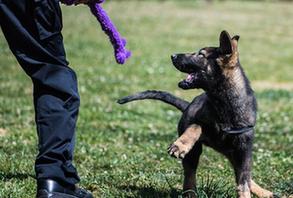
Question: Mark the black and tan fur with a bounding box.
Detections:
[118,31,275,198]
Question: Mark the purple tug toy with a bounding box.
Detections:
[61,0,131,64]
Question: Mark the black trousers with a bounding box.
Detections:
[0,0,80,185]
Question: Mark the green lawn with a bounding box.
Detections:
[0,1,292,197]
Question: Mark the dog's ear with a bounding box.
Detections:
[231,35,240,52]
[232,35,240,41]
[219,30,232,55]
[217,32,240,68]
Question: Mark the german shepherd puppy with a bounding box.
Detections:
[118,31,275,198]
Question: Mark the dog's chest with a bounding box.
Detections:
[200,127,252,153]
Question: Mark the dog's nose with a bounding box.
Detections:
[171,54,177,60]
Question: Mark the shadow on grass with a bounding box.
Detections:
[118,185,180,198]
[275,178,293,197]
[0,172,35,181]
[118,175,236,198]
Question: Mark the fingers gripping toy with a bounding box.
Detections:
[61,0,131,64]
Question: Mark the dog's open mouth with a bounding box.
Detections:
[178,73,198,89]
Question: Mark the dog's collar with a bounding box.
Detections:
[222,126,254,134]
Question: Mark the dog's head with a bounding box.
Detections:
[171,30,240,90]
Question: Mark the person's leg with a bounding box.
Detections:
[0,0,80,186]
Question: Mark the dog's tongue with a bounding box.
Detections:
[186,74,194,82]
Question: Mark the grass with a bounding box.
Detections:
[0,1,293,197]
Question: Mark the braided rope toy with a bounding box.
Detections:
[61,0,131,64]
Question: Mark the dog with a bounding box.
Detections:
[118,31,275,198]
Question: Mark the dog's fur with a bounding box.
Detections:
[118,31,275,198]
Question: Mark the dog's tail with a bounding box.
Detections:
[117,90,189,112]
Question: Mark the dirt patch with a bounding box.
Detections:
[0,128,8,137]
[252,81,293,90]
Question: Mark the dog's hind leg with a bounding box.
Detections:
[250,180,275,198]
[181,143,202,198]
[168,124,202,159]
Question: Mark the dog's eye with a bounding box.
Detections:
[198,50,207,58]
[198,53,205,58]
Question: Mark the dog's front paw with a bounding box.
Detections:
[168,125,201,159]
[168,143,182,159]
[180,189,197,198]
[167,140,192,159]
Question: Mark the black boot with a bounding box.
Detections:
[36,179,93,198]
